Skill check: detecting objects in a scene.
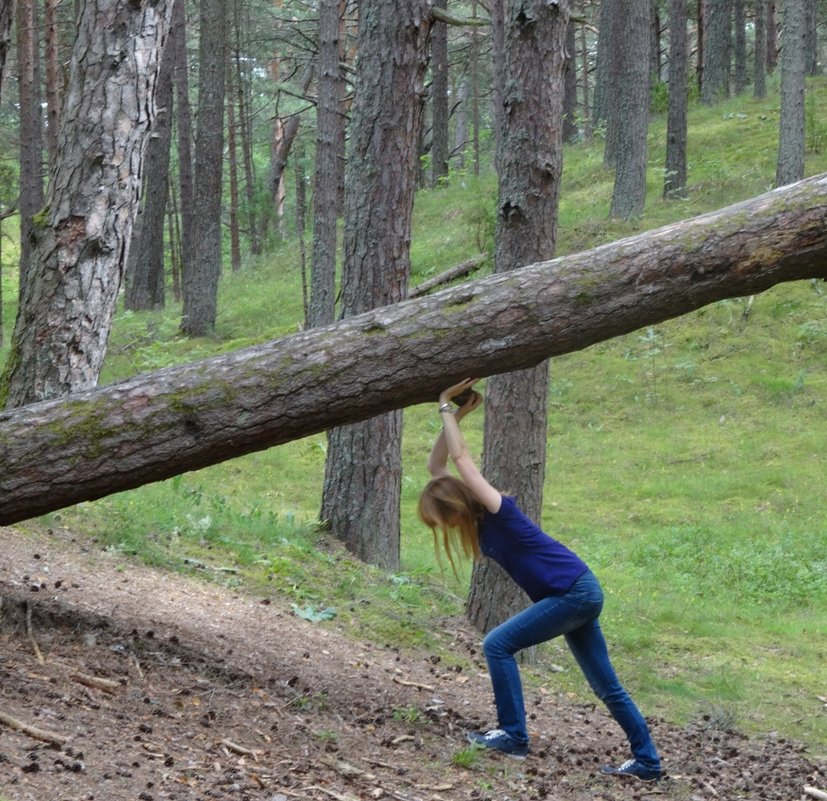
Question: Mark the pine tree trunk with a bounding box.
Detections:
[321,0,433,570]
[227,71,242,274]
[601,0,621,167]
[610,0,651,219]
[649,0,661,85]
[453,81,469,169]
[2,0,172,408]
[180,0,227,337]
[470,0,481,174]
[776,0,806,187]
[592,0,612,130]
[563,19,578,143]
[665,0,688,198]
[754,0,767,99]
[171,0,195,265]
[733,0,747,93]
[431,0,449,186]
[2,174,827,524]
[310,0,345,329]
[236,7,261,255]
[126,24,176,311]
[579,7,592,140]
[467,0,569,636]
[269,64,315,229]
[803,0,818,76]
[701,0,731,104]
[15,0,44,302]
[766,1,777,74]
[0,0,11,96]
[44,0,60,166]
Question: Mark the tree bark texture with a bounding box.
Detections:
[269,64,315,236]
[469,0,568,636]
[733,0,747,93]
[171,0,195,262]
[0,0,11,100]
[664,0,688,198]
[320,0,433,569]
[2,175,825,525]
[310,0,345,329]
[776,0,806,188]
[125,17,176,310]
[701,0,731,104]
[180,0,226,336]
[804,0,818,76]
[591,0,612,131]
[767,1,778,73]
[609,0,651,219]
[227,68,242,274]
[754,0,767,99]
[15,0,44,302]
[600,0,622,168]
[431,0,449,185]
[649,0,661,85]
[562,19,578,144]
[2,0,172,408]
[44,0,60,166]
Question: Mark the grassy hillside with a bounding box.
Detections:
[2,80,826,755]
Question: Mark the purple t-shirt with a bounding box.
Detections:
[478,496,589,601]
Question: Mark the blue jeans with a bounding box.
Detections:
[482,569,661,770]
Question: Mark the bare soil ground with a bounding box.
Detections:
[1,524,824,801]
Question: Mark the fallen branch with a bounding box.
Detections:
[408,253,487,298]
[304,786,360,801]
[70,671,122,693]
[392,675,434,691]
[131,652,145,681]
[0,709,68,746]
[805,787,827,801]
[25,601,45,665]
[220,738,256,757]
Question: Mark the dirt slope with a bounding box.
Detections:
[0,524,823,801]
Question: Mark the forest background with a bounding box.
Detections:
[0,0,825,767]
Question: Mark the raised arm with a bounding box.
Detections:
[431,379,502,514]
[426,385,479,477]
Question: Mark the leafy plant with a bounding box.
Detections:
[392,705,423,724]
[451,746,481,769]
[291,604,337,623]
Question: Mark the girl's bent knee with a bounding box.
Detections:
[482,632,509,659]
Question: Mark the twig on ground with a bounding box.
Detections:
[0,709,68,746]
[70,671,122,693]
[131,652,145,680]
[220,738,256,756]
[392,676,434,691]
[804,787,827,801]
[25,601,45,664]
[304,786,360,801]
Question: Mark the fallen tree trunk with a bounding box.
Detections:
[1,174,826,525]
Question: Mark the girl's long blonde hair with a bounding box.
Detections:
[418,475,484,576]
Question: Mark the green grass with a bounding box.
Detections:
[2,80,827,756]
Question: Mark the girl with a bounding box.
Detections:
[418,378,662,780]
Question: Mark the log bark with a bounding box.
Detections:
[1,175,826,525]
